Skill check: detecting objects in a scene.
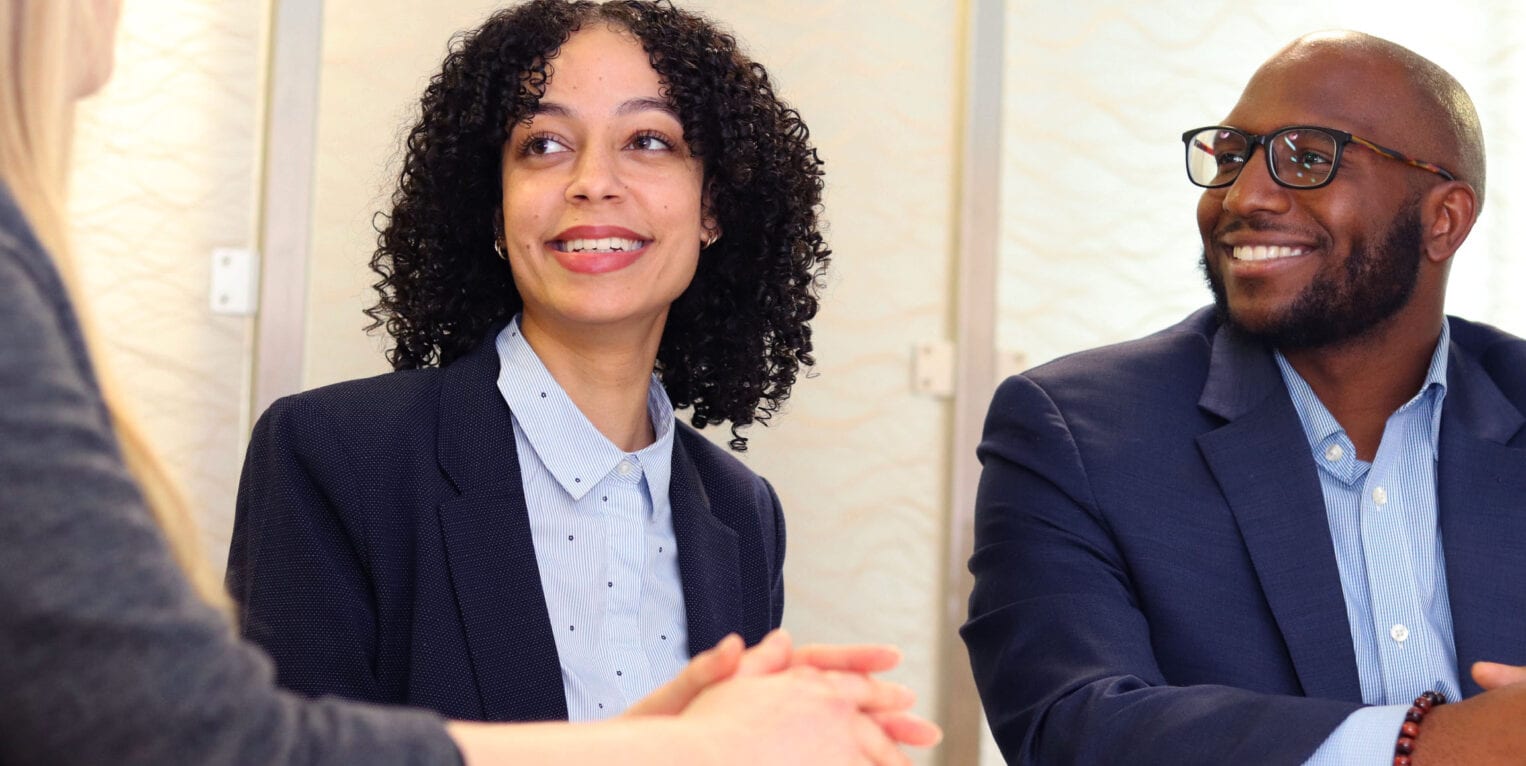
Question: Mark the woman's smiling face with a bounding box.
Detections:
[499,23,710,335]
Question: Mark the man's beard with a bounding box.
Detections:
[1201,197,1424,350]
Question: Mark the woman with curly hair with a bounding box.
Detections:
[227,0,839,725]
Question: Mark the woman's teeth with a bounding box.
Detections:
[560,237,644,253]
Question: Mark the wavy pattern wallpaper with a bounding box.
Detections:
[70,0,267,570]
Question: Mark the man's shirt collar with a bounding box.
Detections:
[1274,318,1451,471]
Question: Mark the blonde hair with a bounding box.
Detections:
[0,0,230,610]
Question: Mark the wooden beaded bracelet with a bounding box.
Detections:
[1393,690,1446,766]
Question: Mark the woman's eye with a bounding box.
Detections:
[522,134,571,156]
[628,132,674,152]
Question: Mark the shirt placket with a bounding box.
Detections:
[601,455,652,707]
[1358,402,1434,704]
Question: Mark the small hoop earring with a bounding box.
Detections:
[493,240,508,260]
[701,232,719,250]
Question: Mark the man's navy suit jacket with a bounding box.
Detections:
[963,307,1526,765]
[226,330,785,722]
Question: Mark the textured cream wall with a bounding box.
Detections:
[71,0,268,571]
[679,6,961,760]
[303,2,963,761]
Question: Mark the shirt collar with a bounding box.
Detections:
[494,317,675,503]
[1274,317,1451,464]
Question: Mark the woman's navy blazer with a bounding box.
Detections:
[226,329,785,722]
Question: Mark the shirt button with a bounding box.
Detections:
[1324,444,1344,462]
[1372,486,1388,506]
[1390,624,1410,643]
[617,461,634,477]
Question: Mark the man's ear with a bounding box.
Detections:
[1421,181,1478,265]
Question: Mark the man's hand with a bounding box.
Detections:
[1410,663,1526,764]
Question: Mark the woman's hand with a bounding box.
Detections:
[449,630,938,766]
[626,629,941,750]
[678,664,920,766]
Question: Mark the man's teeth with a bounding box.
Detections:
[1232,245,1307,261]
[562,237,643,253]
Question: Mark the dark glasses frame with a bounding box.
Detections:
[1181,124,1456,190]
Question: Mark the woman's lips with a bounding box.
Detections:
[549,226,652,275]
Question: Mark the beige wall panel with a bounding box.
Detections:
[676,5,961,760]
[72,0,268,571]
[304,0,508,387]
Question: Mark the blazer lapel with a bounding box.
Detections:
[1438,343,1526,697]
[668,433,744,655]
[434,333,566,721]
[1196,327,1363,702]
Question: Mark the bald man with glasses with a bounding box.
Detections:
[964,31,1526,765]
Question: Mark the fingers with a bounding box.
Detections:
[871,711,944,748]
[852,708,913,766]
[791,643,903,674]
[734,628,795,677]
[626,633,744,716]
[1472,661,1526,691]
[807,668,917,713]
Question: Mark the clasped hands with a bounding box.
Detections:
[626,629,942,765]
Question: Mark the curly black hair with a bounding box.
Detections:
[366,0,828,450]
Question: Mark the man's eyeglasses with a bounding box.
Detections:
[1181,125,1456,190]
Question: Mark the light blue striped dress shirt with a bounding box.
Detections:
[1285,321,1461,765]
[494,318,690,722]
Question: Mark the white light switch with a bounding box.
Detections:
[210,247,258,316]
[912,340,955,398]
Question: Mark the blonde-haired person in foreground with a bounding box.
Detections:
[0,1,939,763]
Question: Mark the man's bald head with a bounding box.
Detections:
[1249,31,1486,208]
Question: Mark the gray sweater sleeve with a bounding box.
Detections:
[0,196,462,766]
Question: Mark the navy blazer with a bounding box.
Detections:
[227,330,785,722]
[963,307,1526,765]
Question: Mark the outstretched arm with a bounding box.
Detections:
[454,630,938,766]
